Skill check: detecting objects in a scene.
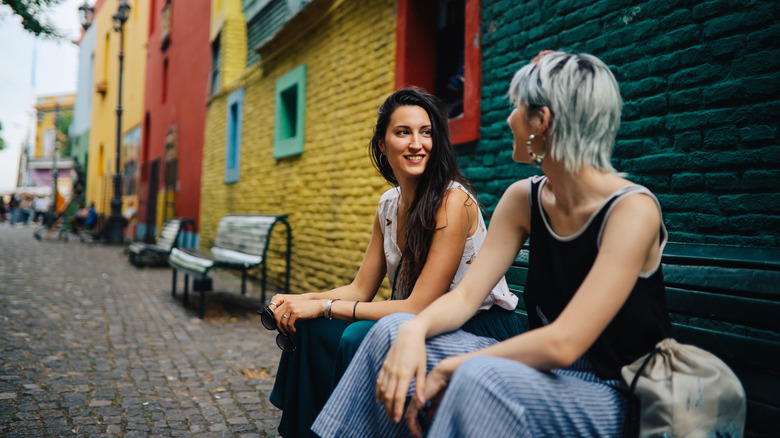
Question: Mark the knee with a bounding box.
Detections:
[339,320,375,352]
[450,357,493,389]
[451,356,528,390]
[369,313,414,337]
[362,313,415,349]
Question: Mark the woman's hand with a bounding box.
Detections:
[271,297,325,335]
[376,321,428,423]
[268,293,308,310]
[404,357,460,438]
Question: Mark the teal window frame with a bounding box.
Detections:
[274,64,306,159]
[225,87,245,183]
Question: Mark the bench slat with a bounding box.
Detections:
[745,399,780,438]
[671,324,780,372]
[666,287,780,332]
[214,215,279,255]
[169,248,215,276]
[210,247,263,266]
[663,242,780,270]
[662,264,780,298]
[733,364,780,415]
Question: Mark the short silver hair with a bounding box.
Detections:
[508,51,622,173]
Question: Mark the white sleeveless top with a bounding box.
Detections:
[377,182,517,311]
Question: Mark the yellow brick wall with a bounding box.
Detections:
[219,15,247,88]
[202,0,396,298]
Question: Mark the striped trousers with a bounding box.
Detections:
[312,313,631,438]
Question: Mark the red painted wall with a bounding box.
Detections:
[141,0,211,239]
[395,0,481,145]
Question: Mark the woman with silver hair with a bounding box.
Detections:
[312,51,672,437]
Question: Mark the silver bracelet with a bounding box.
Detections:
[324,299,335,320]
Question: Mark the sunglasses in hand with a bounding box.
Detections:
[258,307,297,352]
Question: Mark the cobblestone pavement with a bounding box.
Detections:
[0,223,284,437]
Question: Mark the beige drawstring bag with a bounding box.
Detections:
[622,338,746,438]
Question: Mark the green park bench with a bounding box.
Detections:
[167,214,292,319]
[127,217,195,267]
[505,242,780,438]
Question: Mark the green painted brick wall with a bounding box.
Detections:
[463,0,780,247]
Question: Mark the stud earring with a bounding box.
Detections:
[526,135,545,169]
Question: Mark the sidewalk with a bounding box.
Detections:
[0,223,283,437]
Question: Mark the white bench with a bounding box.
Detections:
[168,214,291,318]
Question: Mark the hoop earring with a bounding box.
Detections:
[379,153,388,167]
[526,134,545,169]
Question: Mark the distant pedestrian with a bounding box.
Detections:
[8,196,20,225]
[19,196,34,225]
[34,196,51,223]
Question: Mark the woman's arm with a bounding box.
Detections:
[447,192,663,370]
[377,179,533,422]
[273,187,479,332]
[272,211,388,333]
[327,187,478,322]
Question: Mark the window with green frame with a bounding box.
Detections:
[273,64,306,159]
[225,87,245,183]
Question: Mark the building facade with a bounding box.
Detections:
[25,94,76,199]
[136,0,212,246]
[85,0,149,221]
[200,0,396,294]
[71,19,96,179]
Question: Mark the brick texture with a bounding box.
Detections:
[473,0,780,246]
[202,0,396,296]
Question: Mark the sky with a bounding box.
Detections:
[0,0,83,191]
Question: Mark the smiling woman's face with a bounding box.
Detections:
[380,105,433,182]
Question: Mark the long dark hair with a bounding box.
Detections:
[369,87,476,299]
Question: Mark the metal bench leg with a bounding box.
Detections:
[199,282,206,319]
[171,269,177,297]
[241,270,247,296]
[184,274,190,305]
[261,263,267,305]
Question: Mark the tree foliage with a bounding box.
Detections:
[1,0,65,38]
[55,111,73,156]
[0,121,6,151]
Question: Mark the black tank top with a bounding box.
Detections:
[524,176,672,380]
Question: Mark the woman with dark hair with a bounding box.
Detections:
[266,87,521,437]
[313,51,673,438]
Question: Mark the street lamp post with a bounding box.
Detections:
[78,1,94,30]
[105,0,131,244]
[52,103,60,219]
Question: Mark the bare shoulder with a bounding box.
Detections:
[443,185,474,207]
[602,191,663,249]
[611,191,661,223]
[437,186,478,231]
[498,178,533,209]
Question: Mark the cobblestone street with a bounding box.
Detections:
[0,223,283,437]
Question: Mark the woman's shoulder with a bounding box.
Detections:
[378,186,401,204]
[504,177,538,199]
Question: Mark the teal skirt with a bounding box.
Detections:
[270,306,523,438]
[269,318,350,438]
